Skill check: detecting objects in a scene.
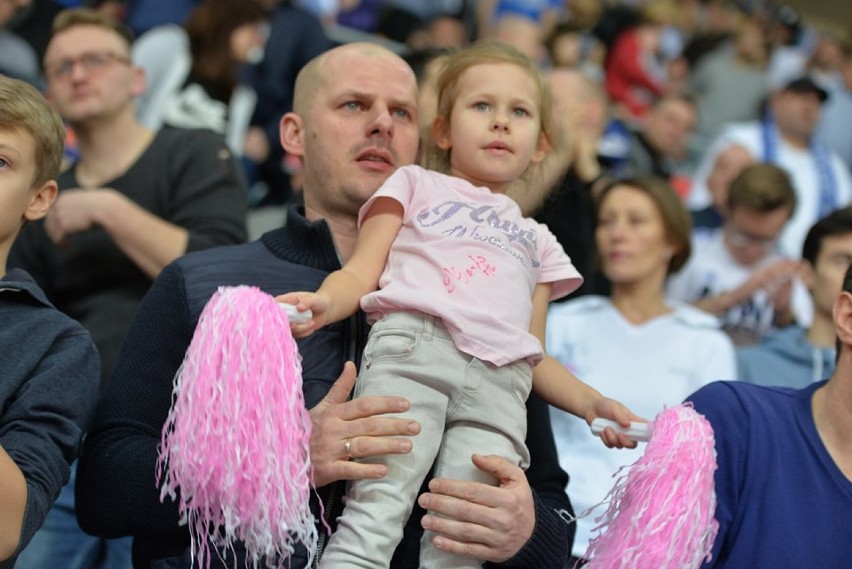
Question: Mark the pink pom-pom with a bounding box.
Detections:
[157,285,317,569]
[584,404,719,569]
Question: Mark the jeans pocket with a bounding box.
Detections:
[362,328,419,369]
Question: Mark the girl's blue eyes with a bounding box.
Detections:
[473,102,531,117]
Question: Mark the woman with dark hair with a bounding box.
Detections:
[133,0,268,155]
[545,177,736,565]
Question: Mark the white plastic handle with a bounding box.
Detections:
[590,418,651,442]
[278,303,313,324]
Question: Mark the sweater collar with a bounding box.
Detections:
[260,205,344,272]
[0,268,54,308]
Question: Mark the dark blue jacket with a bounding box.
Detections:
[0,269,99,568]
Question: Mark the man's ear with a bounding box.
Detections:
[280,112,305,158]
[24,181,58,222]
[432,116,452,151]
[833,291,852,348]
[131,65,147,99]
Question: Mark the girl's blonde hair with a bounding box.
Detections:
[421,40,553,180]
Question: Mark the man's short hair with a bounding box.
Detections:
[49,8,135,54]
[802,206,852,266]
[726,163,797,216]
[843,263,852,294]
[0,75,66,187]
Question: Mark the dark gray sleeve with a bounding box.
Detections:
[164,128,249,252]
[1,328,99,556]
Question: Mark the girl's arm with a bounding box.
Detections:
[283,197,403,335]
[529,283,641,447]
[529,283,602,419]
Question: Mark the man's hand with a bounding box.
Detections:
[43,188,111,245]
[417,454,535,564]
[309,362,420,488]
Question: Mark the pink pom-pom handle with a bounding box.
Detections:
[583,404,719,569]
[157,285,317,568]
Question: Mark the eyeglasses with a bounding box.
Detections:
[44,51,132,81]
[726,226,779,250]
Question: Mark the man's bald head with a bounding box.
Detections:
[547,67,607,135]
[293,42,415,115]
[548,68,602,103]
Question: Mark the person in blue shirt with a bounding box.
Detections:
[686,263,852,568]
[737,206,852,388]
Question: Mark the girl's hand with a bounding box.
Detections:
[588,397,645,449]
[275,291,329,337]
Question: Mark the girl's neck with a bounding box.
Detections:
[610,278,671,324]
[448,167,510,194]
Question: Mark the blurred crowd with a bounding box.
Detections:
[2,0,852,568]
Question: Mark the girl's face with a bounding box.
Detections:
[434,62,548,193]
[596,185,674,285]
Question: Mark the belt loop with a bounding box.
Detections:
[422,313,435,339]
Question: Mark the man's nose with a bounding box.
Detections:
[368,106,394,138]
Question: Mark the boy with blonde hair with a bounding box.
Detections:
[0,75,99,568]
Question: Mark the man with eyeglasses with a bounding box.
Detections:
[667,163,812,346]
[738,206,852,388]
[9,7,248,569]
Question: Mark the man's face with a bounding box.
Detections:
[724,205,791,267]
[299,49,419,218]
[807,233,852,320]
[43,25,141,125]
[772,90,822,143]
[644,98,695,160]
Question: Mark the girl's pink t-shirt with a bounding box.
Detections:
[359,165,582,366]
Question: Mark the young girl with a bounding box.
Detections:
[281,40,640,569]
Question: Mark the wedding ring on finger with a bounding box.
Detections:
[343,437,353,459]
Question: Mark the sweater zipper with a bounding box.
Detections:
[313,483,338,567]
